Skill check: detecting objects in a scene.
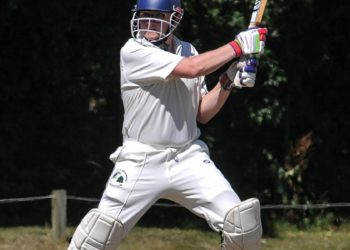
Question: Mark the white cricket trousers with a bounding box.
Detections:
[98,139,241,240]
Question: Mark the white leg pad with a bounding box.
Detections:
[68,209,124,250]
[221,198,262,250]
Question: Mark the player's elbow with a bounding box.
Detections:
[197,118,210,125]
[197,114,211,124]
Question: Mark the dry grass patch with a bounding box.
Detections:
[0,226,66,250]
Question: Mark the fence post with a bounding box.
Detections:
[51,189,67,242]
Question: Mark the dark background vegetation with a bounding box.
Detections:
[1,0,349,232]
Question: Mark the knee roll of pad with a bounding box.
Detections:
[68,209,124,250]
[221,198,262,250]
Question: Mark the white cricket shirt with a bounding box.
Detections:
[120,37,207,147]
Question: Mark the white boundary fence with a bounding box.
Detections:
[0,189,349,242]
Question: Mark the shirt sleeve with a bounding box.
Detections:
[121,41,183,84]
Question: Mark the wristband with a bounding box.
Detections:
[229,41,242,57]
[219,73,233,91]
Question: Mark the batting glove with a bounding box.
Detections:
[229,27,268,57]
[219,57,258,91]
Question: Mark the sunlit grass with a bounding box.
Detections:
[0,223,349,250]
[0,226,66,250]
[262,222,350,250]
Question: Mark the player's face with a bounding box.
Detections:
[139,11,171,41]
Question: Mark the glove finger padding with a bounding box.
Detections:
[233,27,268,56]
[233,57,258,88]
[235,71,256,88]
[221,57,258,91]
[242,57,259,72]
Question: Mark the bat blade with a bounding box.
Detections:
[249,0,267,28]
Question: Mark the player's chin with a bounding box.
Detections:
[144,32,161,41]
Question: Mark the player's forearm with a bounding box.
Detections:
[197,82,231,124]
[171,44,237,78]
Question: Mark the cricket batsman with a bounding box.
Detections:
[68,0,267,249]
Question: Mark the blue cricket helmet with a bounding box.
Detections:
[135,0,182,12]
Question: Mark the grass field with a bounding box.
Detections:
[0,223,349,250]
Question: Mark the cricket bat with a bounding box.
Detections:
[249,0,267,28]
